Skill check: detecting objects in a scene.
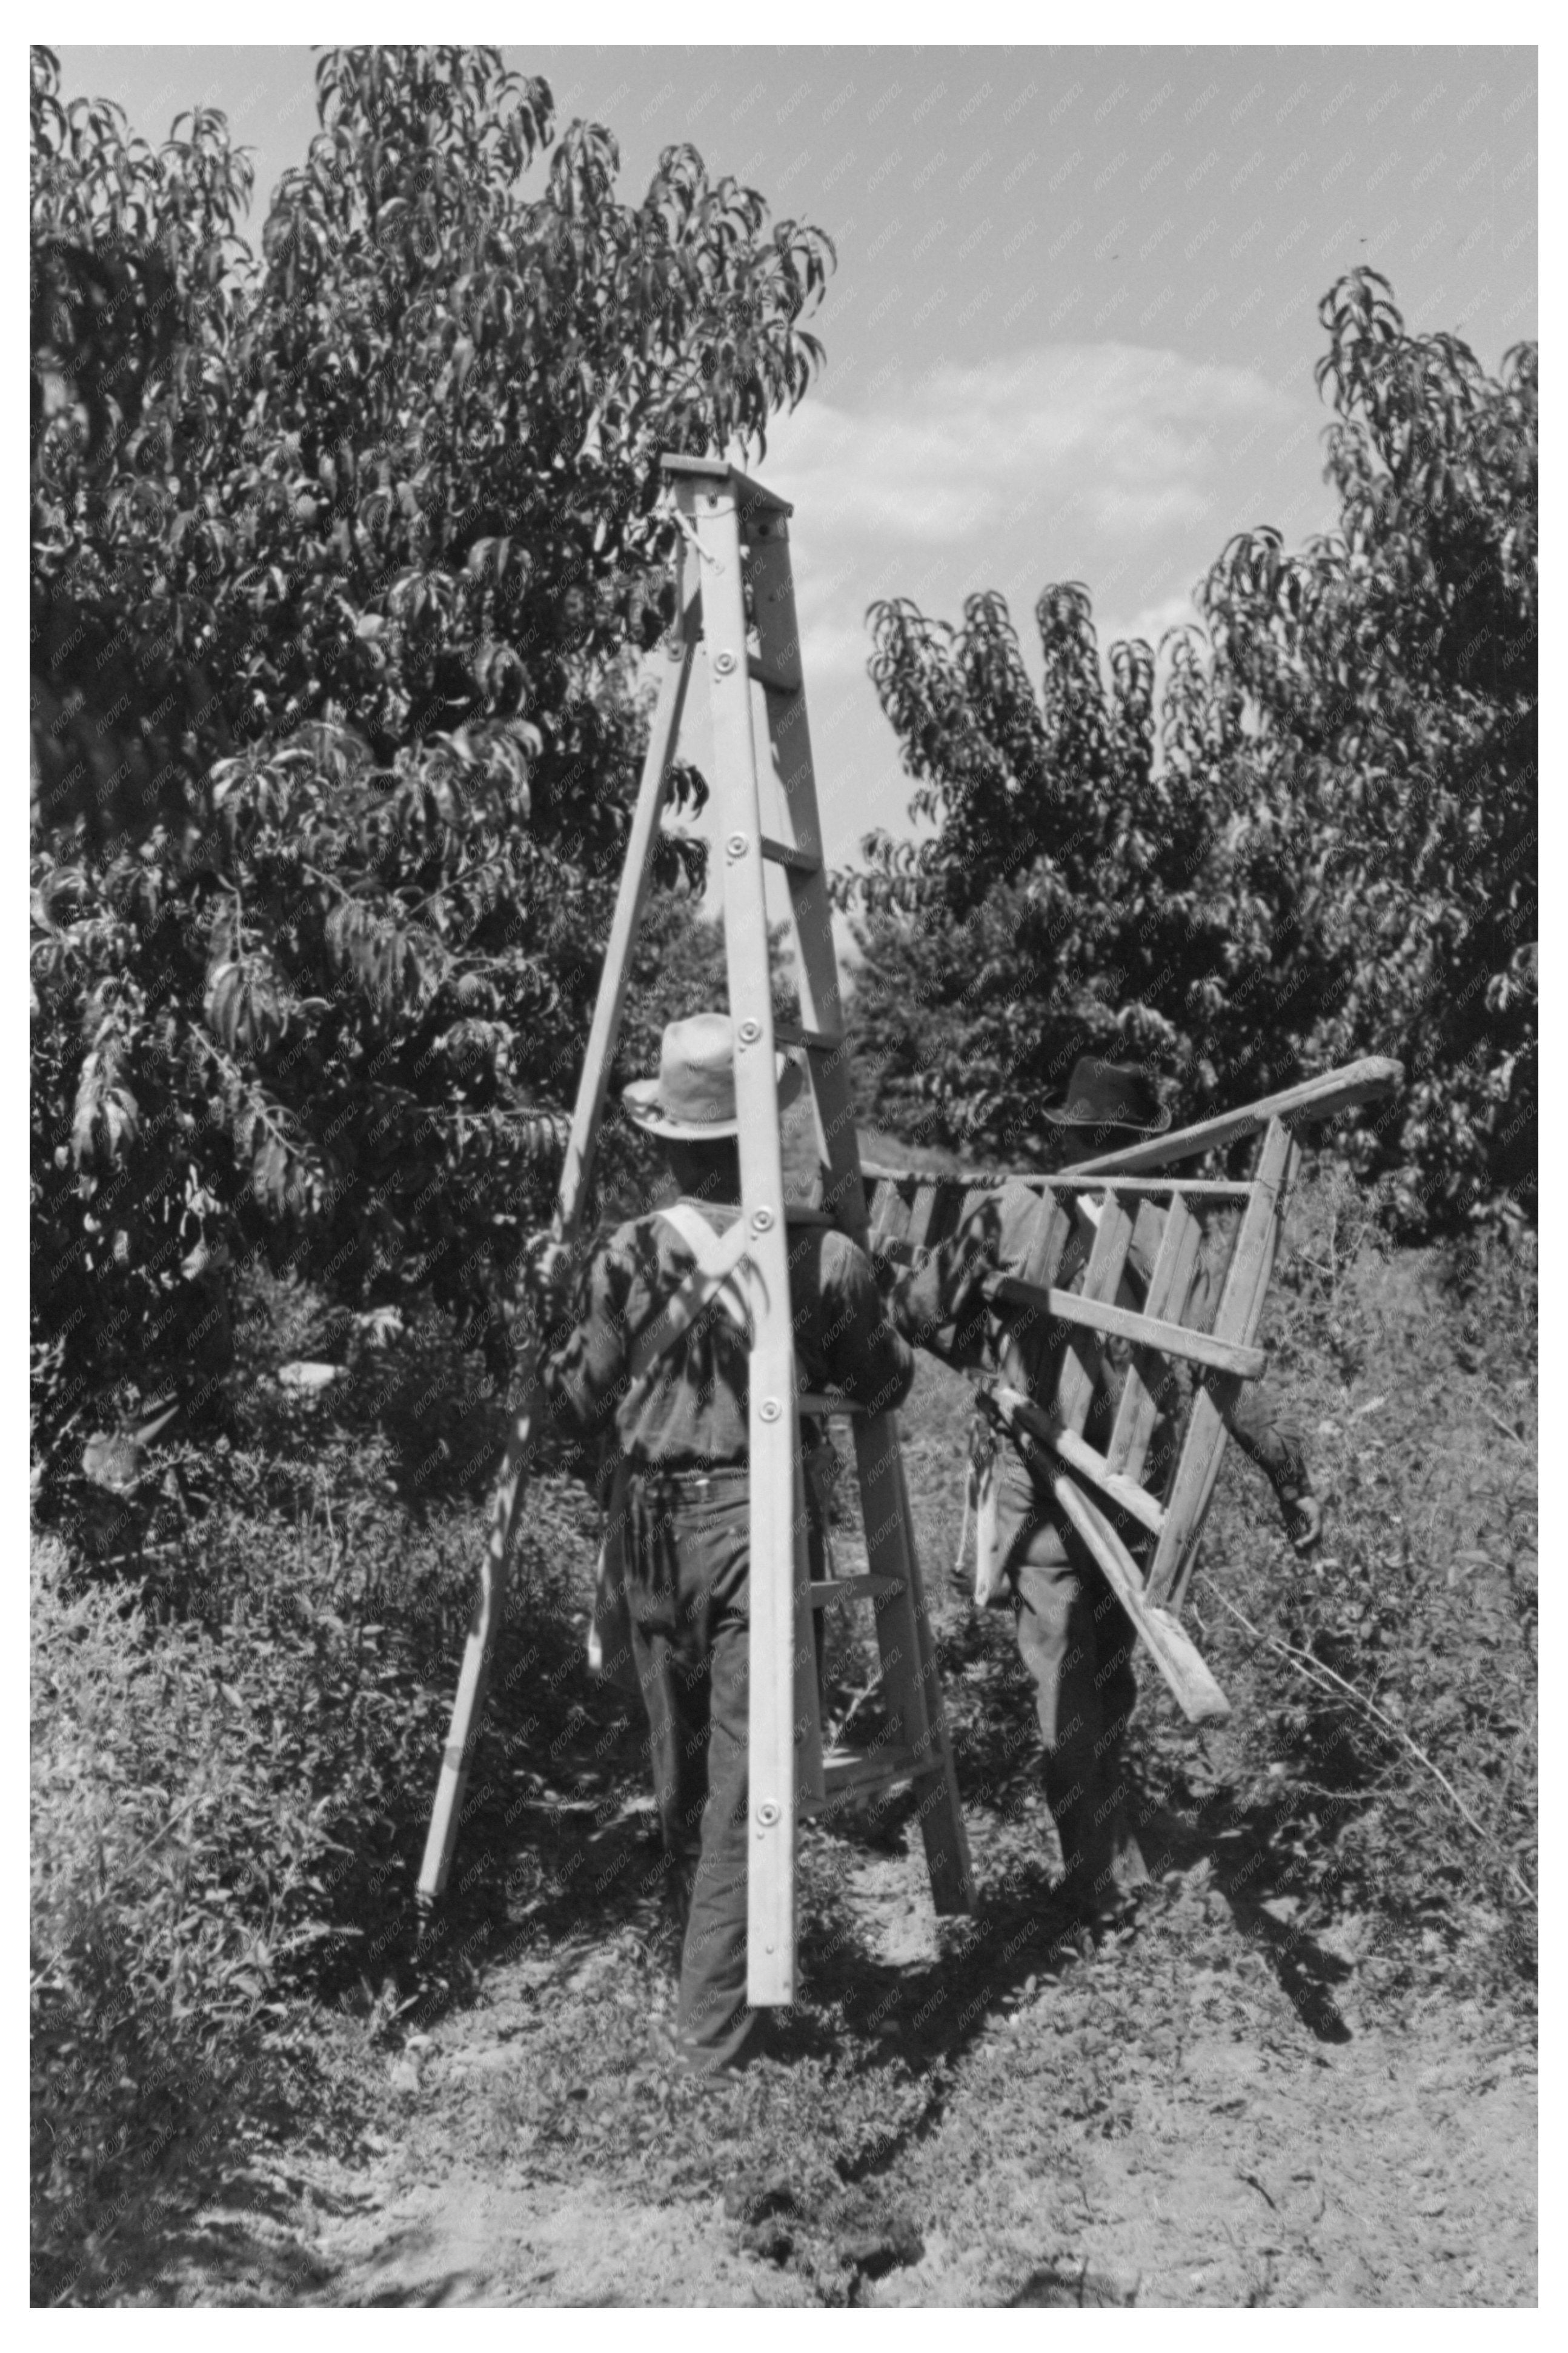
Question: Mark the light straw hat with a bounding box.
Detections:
[623,1011,802,1140]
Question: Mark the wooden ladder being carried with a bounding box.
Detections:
[419,454,973,1998]
[863,1057,1401,1725]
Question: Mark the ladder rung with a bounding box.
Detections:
[759,832,821,873]
[774,1022,844,1053]
[798,1390,866,1416]
[997,1401,1167,1538]
[808,1744,945,1803]
[1046,1424,1166,1537]
[748,654,802,696]
[983,1275,1267,1380]
[808,1573,905,1606]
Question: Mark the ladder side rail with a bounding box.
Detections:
[782,914,974,1898]
[864,1168,1259,1200]
[554,568,701,1222]
[792,1443,826,1806]
[688,476,804,2008]
[414,1361,545,1903]
[986,1391,1229,1723]
[746,507,972,1914]
[745,514,875,1235]
[1048,1468,1232,1725]
[850,1411,975,1910]
[1143,1120,1301,1610]
[1056,1057,1403,1179]
[417,570,699,1907]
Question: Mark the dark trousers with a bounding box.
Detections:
[997,1448,1149,1914]
[622,1471,760,2072]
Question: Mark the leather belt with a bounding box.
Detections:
[627,1462,749,1497]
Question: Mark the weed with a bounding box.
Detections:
[30,1172,1536,2300]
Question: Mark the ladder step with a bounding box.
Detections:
[983,1274,1268,1380]
[808,1573,905,1606]
[798,1390,866,1416]
[992,1390,1166,1538]
[661,451,792,516]
[774,1021,844,1053]
[806,1743,945,1804]
[748,654,802,695]
[1040,1422,1166,1537]
[759,832,821,874]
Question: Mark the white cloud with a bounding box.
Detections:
[1100,589,1205,655]
[796,616,872,686]
[765,342,1298,559]
[685,340,1324,879]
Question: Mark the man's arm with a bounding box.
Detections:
[533,1236,633,1448]
[888,1182,1045,1368]
[1179,1232,1321,1549]
[1216,1379,1321,1549]
[817,1235,917,1414]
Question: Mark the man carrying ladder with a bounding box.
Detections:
[886,1055,1324,1932]
[527,1011,915,2077]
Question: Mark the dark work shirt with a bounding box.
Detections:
[541,1199,915,1471]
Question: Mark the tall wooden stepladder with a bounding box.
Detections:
[419,454,973,2003]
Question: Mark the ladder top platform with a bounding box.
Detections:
[660,451,794,518]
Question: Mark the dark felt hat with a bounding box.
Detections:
[1042,1056,1172,1135]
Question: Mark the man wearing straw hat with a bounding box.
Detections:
[528,1013,915,2077]
[890,1056,1321,1934]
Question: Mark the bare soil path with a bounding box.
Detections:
[165,1834,1535,2309]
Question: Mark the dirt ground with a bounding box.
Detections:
[90,1248,1535,2312]
[163,1835,1536,2310]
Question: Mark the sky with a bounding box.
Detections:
[56,42,1538,908]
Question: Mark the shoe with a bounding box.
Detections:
[1054,1866,1145,1939]
[646,2018,759,2085]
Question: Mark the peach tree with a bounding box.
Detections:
[846,273,1535,1229]
[30,44,833,1442]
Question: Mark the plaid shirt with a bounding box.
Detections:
[890,1179,1307,1495]
[540,1199,915,1471]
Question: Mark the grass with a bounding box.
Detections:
[30,1167,1536,2302]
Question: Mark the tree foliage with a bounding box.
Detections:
[30,45,833,1442]
[846,273,1535,1228]
[1199,271,1536,1224]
